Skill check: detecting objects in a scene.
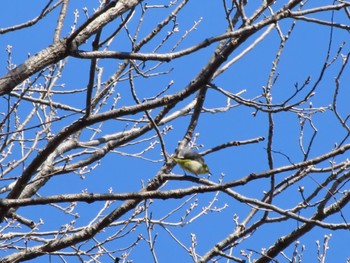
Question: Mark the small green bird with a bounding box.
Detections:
[172,150,211,176]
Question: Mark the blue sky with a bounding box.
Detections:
[0,1,350,262]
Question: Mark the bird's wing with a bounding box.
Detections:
[182,151,205,164]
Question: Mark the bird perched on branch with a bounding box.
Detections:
[172,150,211,176]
